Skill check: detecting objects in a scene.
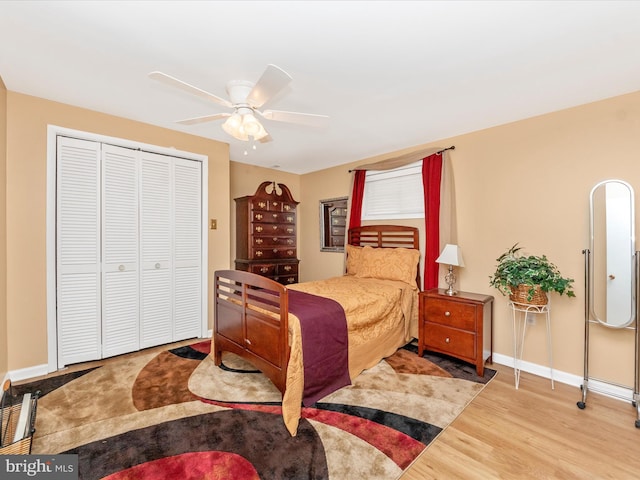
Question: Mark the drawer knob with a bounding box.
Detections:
[444,311,451,317]
[245,338,252,345]
[445,337,450,343]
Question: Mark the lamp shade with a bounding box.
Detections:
[436,244,465,267]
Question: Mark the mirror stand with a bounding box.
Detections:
[577,179,640,428]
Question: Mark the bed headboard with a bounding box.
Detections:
[348,225,419,249]
[348,225,421,289]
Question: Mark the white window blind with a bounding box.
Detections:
[362,161,424,220]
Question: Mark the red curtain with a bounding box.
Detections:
[422,153,443,290]
[348,169,366,229]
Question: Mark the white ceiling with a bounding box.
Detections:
[2,1,640,174]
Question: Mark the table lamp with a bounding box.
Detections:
[436,244,465,295]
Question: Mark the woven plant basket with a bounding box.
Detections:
[509,284,548,306]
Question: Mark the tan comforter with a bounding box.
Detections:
[283,275,418,435]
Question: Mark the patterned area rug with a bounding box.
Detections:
[21,340,495,480]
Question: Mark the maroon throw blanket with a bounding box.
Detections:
[288,289,351,406]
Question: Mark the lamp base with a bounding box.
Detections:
[444,266,458,295]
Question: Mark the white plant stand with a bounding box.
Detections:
[508,300,554,390]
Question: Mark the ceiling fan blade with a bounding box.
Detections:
[260,109,329,127]
[149,71,233,109]
[176,113,230,125]
[246,64,292,108]
[259,134,273,144]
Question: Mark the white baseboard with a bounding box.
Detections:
[8,364,50,383]
[492,352,635,403]
[9,335,215,384]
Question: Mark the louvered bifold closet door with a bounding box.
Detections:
[139,152,173,347]
[173,158,202,340]
[56,137,102,366]
[101,144,140,358]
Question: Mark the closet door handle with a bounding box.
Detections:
[118,265,125,272]
[155,263,161,269]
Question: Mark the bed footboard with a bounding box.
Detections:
[213,270,290,394]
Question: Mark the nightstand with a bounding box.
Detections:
[418,288,494,376]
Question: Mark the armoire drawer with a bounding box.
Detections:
[250,248,297,260]
[252,224,296,236]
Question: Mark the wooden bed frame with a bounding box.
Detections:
[213,225,420,396]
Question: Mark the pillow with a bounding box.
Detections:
[355,246,420,286]
[345,244,364,275]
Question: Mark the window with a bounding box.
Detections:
[361,161,424,220]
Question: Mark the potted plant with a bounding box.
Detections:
[489,244,576,305]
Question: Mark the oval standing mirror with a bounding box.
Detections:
[589,179,636,328]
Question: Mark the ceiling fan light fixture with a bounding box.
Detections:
[242,113,262,136]
[252,122,269,141]
[222,111,268,142]
[222,113,249,141]
[221,113,241,134]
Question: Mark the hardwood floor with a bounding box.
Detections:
[401,363,640,479]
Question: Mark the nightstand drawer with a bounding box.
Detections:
[424,323,475,359]
[425,301,476,331]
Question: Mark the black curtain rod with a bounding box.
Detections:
[437,145,455,154]
[348,145,455,172]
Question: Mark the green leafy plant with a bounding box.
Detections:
[489,244,576,301]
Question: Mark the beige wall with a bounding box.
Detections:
[0,78,7,381]
[298,90,640,387]
[5,92,230,372]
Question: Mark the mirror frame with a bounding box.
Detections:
[589,179,636,328]
[319,197,348,252]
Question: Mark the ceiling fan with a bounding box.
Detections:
[149,64,329,142]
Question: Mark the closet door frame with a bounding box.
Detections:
[46,125,209,372]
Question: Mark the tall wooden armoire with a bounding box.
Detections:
[234,181,299,284]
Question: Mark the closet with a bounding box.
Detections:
[55,136,203,367]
